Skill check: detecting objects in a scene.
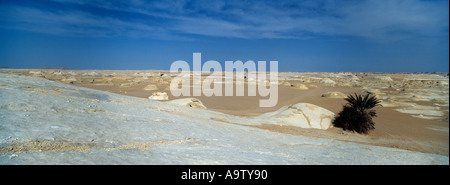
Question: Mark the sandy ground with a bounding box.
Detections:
[1,69,448,156]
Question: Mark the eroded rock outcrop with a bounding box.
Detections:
[321,92,347,98]
[168,98,207,109]
[149,92,168,100]
[255,103,335,129]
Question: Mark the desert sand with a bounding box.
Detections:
[0,69,448,164]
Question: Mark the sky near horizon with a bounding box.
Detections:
[0,0,448,72]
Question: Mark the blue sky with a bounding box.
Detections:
[0,0,448,72]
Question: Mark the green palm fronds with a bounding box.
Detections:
[344,93,381,112]
[332,93,381,134]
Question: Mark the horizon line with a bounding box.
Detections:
[1,67,448,74]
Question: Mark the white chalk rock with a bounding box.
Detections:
[168,98,206,109]
[52,71,63,76]
[149,92,168,101]
[61,76,77,83]
[292,83,309,90]
[256,103,335,130]
[281,81,291,86]
[321,92,347,98]
[372,76,394,82]
[320,78,336,85]
[29,71,44,77]
[437,80,449,87]
[350,75,360,82]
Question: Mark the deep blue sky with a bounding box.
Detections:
[0,0,448,72]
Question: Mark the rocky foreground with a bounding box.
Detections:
[0,73,448,164]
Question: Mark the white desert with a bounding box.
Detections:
[0,69,448,164]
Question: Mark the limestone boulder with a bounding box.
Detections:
[281,81,291,86]
[291,83,309,90]
[149,92,168,101]
[61,76,78,83]
[168,98,206,109]
[255,103,335,129]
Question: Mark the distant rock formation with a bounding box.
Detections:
[61,76,78,84]
[319,78,336,85]
[168,98,207,109]
[372,76,394,82]
[291,83,309,90]
[29,71,44,77]
[350,75,360,82]
[149,92,168,100]
[281,81,291,86]
[321,92,347,98]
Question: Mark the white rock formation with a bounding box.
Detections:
[292,83,309,90]
[350,75,360,82]
[61,76,77,83]
[319,78,336,85]
[372,76,394,82]
[255,103,335,129]
[281,81,291,86]
[28,71,44,77]
[149,92,168,100]
[168,98,206,109]
[321,92,347,98]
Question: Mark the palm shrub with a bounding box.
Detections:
[332,93,381,134]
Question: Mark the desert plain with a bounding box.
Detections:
[0,68,448,164]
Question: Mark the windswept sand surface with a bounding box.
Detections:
[1,69,448,160]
